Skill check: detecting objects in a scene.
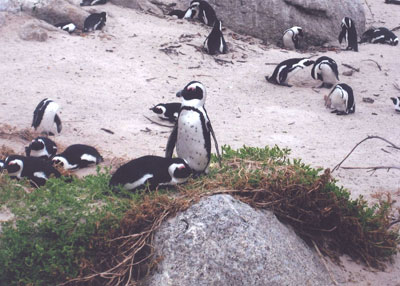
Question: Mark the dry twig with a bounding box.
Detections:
[362,59,382,71]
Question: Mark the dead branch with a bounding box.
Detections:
[393,83,400,91]
[342,63,360,72]
[341,166,400,172]
[214,58,234,65]
[392,25,400,31]
[143,115,174,128]
[362,59,382,71]
[312,240,339,286]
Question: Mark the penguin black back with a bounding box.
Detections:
[311,56,339,88]
[204,20,228,55]
[52,144,103,170]
[83,12,107,32]
[360,27,398,46]
[266,58,315,87]
[338,17,358,51]
[32,98,62,135]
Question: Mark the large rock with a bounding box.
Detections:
[142,194,334,286]
[110,0,164,15]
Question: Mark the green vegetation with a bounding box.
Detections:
[0,146,398,286]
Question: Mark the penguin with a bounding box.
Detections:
[0,159,4,172]
[4,155,61,187]
[83,12,107,32]
[390,97,400,113]
[326,83,355,115]
[360,27,398,46]
[311,56,339,88]
[283,26,303,49]
[166,81,219,174]
[109,156,192,191]
[55,22,76,33]
[184,0,217,27]
[80,0,107,6]
[265,58,315,87]
[25,137,57,160]
[204,19,228,55]
[338,17,358,51]
[52,144,103,170]
[150,102,181,122]
[32,98,62,136]
[168,9,188,19]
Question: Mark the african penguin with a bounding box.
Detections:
[266,58,315,87]
[338,17,358,51]
[311,56,339,88]
[80,0,107,6]
[204,19,228,55]
[25,137,57,160]
[184,0,217,27]
[0,160,4,172]
[83,12,107,32]
[166,81,218,174]
[391,97,400,113]
[168,9,188,19]
[326,83,355,115]
[52,144,103,170]
[150,102,181,122]
[360,27,398,46]
[55,22,76,33]
[4,155,61,187]
[109,156,192,191]
[283,26,303,49]
[32,98,62,136]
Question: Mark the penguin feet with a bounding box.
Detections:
[335,111,349,116]
[318,83,333,89]
[281,82,292,88]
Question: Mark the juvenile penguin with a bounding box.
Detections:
[283,26,303,49]
[80,0,107,6]
[55,22,76,33]
[150,102,181,122]
[165,81,219,174]
[83,12,107,32]
[338,17,358,51]
[25,137,57,160]
[184,0,217,27]
[390,97,400,113]
[32,98,62,135]
[52,144,103,170]
[204,19,228,55]
[168,9,188,19]
[326,83,355,115]
[5,155,61,187]
[360,27,398,46]
[109,156,192,191]
[266,58,315,87]
[311,56,339,88]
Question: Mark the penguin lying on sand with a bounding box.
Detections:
[5,155,61,187]
[150,103,181,122]
[266,58,315,87]
[80,0,107,6]
[109,156,192,191]
[360,27,398,46]
[326,83,355,115]
[283,26,303,49]
[52,144,103,170]
[25,137,57,160]
[83,12,107,32]
[339,17,358,51]
[391,97,400,113]
[204,20,227,55]
[184,0,217,27]
[32,98,62,136]
[55,22,76,33]
[311,56,339,88]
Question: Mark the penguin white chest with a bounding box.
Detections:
[283,31,295,49]
[330,90,347,112]
[176,110,209,172]
[320,64,337,85]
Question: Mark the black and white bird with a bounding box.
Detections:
[311,56,339,88]
[52,144,103,170]
[0,159,4,172]
[204,19,228,55]
[55,22,76,33]
[326,83,355,115]
[168,9,188,19]
[360,27,398,46]
[283,26,303,49]
[338,17,358,51]
[80,0,107,6]
[166,81,220,174]
[32,98,62,136]
[266,58,315,87]
[25,137,57,160]
[109,156,192,191]
[150,103,181,122]
[184,0,217,27]
[83,12,107,32]
[390,97,400,113]
[4,155,61,187]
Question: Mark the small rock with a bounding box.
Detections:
[362,97,375,104]
[19,23,48,42]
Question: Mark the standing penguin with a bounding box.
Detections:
[52,144,103,170]
[338,17,358,51]
[311,56,339,88]
[32,98,62,136]
[83,12,107,32]
[4,155,61,187]
[204,20,228,55]
[109,156,192,191]
[283,26,303,49]
[266,58,315,87]
[165,81,220,174]
[184,0,217,27]
[360,27,398,46]
[150,102,181,122]
[326,83,355,115]
[55,22,76,33]
[25,137,57,160]
[390,97,400,112]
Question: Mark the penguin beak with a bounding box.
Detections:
[176,90,183,98]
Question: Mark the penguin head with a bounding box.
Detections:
[176,81,206,107]
[5,156,24,178]
[213,19,222,32]
[150,104,166,115]
[169,158,192,181]
[392,38,398,46]
[28,137,46,152]
[184,1,200,18]
[292,26,303,37]
[341,17,352,29]
[100,12,107,21]
[391,97,400,112]
[301,59,315,67]
[52,156,68,168]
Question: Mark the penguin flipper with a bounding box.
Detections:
[55,114,62,133]
[338,28,346,44]
[25,146,31,157]
[165,124,178,158]
[207,122,222,167]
